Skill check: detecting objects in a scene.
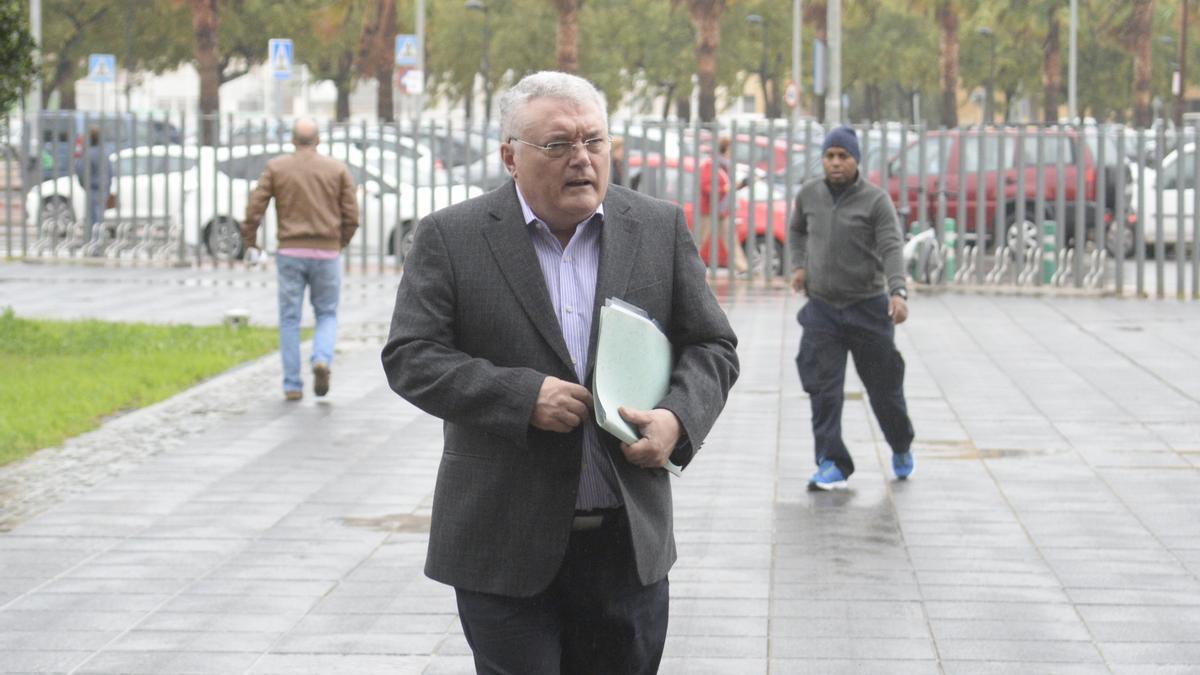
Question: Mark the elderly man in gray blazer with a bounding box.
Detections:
[381,71,739,675]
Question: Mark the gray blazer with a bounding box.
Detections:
[381,181,739,597]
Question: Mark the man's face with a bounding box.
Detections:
[501,97,610,231]
[822,147,858,186]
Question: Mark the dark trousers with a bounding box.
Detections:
[454,512,669,675]
[796,294,914,478]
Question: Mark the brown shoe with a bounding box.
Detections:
[313,362,330,397]
[285,390,303,401]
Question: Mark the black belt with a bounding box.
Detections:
[572,506,624,531]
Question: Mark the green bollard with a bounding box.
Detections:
[942,218,956,280]
[1041,220,1056,284]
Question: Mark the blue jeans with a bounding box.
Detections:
[276,254,341,393]
[796,294,914,478]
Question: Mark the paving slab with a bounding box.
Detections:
[1,260,1200,673]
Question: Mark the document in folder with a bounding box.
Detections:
[593,298,683,476]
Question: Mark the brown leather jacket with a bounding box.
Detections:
[241,147,359,251]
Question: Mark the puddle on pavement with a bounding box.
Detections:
[919,439,1068,460]
[339,514,431,533]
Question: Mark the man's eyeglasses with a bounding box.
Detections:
[509,136,610,159]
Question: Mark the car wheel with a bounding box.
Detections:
[387,221,416,262]
[204,216,244,261]
[746,237,785,277]
[40,197,75,238]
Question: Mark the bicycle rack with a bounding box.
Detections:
[954,245,978,284]
[1051,249,1075,287]
[1083,249,1107,289]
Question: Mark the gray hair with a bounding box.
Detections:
[497,71,608,141]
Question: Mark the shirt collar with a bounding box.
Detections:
[515,183,605,231]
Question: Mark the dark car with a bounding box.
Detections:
[35,111,181,182]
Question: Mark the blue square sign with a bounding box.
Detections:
[88,54,116,84]
[269,39,293,80]
[395,35,419,67]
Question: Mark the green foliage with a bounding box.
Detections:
[0,313,281,464]
[24,0,1200,123]
[0,0,37,112]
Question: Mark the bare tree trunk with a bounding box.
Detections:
[804,2,827,123]
[336,81,351,122]
[1042,6,1061,122]
[555,0,582,73]
[1131,0,1154,126]
[190,0,221,145]
[357,0,398,122]
[675,94,691,122]
[937,1,959,127]
[661,82,677,120]
[686,0,725,122]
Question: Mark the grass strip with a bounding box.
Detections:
[0,309,281,465]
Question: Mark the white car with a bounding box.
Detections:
[1132,142,1196,250]
[26,143,482,261]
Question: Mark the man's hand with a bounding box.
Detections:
[244,246,264,268]
[791,268,807,294]
[617,406,681,469]
[888,295,909,324]
[530,376,593,433]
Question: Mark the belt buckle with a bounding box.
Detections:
[571,514,606,531]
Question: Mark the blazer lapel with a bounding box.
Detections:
[481,183,576,374]
[587,189,642,373]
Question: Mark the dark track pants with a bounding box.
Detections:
[796,294,915,478]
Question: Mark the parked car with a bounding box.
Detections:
[26,143,481,261]
[449,150,510,192]
[326,127,440,170]
[871,127,1136,257]
[687,131,808,178]
[629,153,789,273]
[35,111,181,181]
[1132,142,1196,252]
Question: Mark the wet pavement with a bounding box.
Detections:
[2,259,1200,674]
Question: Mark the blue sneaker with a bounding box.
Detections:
[808,460,847,490]
[893,451,915,480]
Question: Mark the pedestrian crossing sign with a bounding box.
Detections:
[395,35,419,66]
[88,54,116,84]
[269,38,293,80]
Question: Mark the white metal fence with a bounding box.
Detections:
[2,112,1197,299]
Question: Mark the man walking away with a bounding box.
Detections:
[789,125,915,490]
[242,118,359,401]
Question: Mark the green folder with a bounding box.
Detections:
[593,298,683,476]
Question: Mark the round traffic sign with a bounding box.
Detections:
[784,80,799,108]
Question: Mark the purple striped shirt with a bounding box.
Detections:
[516,186,622,511]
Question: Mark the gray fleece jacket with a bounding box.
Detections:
[788,172,906,308]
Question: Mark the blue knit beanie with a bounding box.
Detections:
[821,126,861,164]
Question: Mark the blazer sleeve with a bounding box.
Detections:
[656,206,740,467]
[380,213,547,445]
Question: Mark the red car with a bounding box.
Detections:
[869,127,1135,256]
[628,153,790,272]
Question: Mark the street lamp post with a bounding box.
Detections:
[465,0,491,124]
[746,14,769,117]
[976,26,996,124]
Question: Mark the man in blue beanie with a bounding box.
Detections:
[788,125,915,489]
